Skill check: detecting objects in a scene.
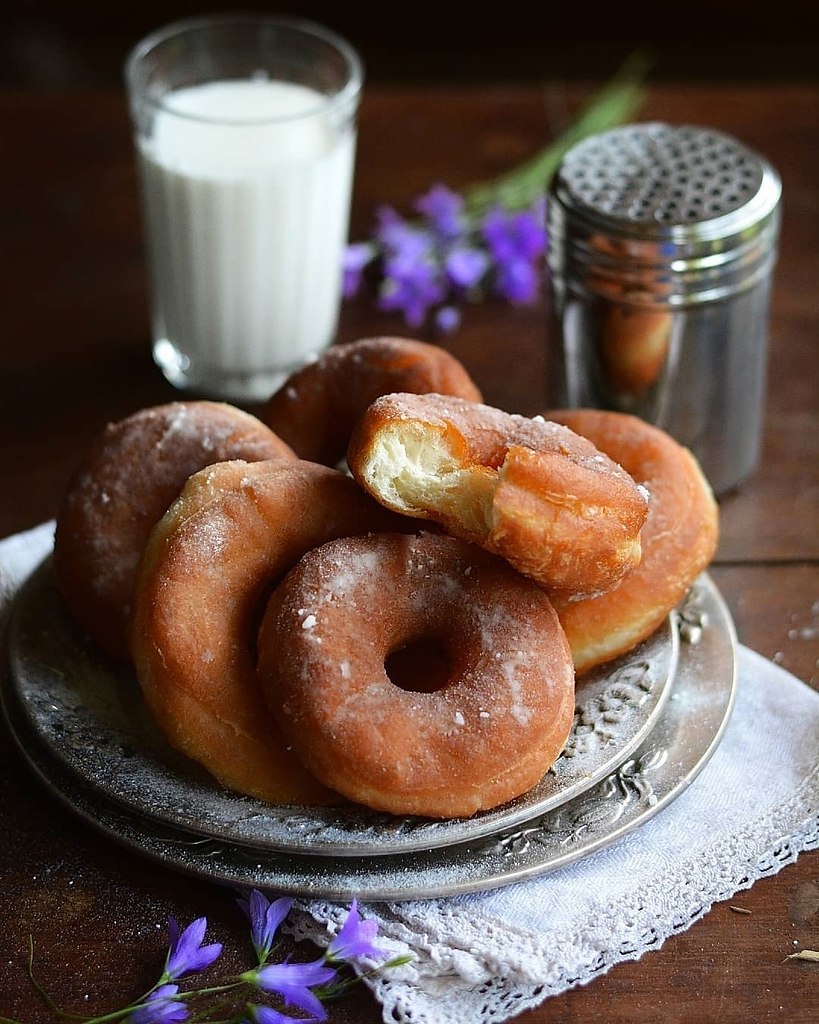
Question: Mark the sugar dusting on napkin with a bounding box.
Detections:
[2,523,817,1024]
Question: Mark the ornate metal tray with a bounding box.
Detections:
[1,559,736,900]
[4,558,679,856]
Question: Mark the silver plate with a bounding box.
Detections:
[4,559,677,856]
[1,567,736,901]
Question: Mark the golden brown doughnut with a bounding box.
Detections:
[257,531,575,818]
[129,459,405,806]
[346,393,649,598]
[546,409,719,674]
[53,401,295,658]
[261,336,482,466]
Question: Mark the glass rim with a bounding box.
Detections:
[124,13,364,126]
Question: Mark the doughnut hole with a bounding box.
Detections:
[384,634,453,694]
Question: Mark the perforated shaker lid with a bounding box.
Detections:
[547,123,782,306]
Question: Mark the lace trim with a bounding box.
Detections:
[291,761,819,1024]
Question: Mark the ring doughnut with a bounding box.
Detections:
[129,459,404,805]
[261,336,482,466]
[54,401,295,658]
[346,393,649,598]
[257,531,575,818]
[546,409,719,674]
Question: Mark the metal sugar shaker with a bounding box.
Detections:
[546,122,782,495]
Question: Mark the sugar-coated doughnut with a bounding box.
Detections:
[546,409,719,674]
[261,336,482,466]
[346,393,649,598]
[53,401,295,658]
[258,531,575,818]
[129,459,405,805]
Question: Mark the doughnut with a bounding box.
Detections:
[346,393,649,598]
[546,409,719,674]
[261,336,482,466]
[129,459,406,805]
[257,531,575,818]
[53,401,295,658]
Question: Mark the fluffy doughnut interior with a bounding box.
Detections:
[356,419,494,541]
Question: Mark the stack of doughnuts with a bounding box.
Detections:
[53,336,718,819]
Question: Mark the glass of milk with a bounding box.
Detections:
[125,16,363,402]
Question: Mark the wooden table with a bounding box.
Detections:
[1,82,817,1022]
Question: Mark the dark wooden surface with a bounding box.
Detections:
[2,0,816,87]
[1,82,817,1022]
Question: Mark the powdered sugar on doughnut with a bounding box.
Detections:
[258,531,576,818]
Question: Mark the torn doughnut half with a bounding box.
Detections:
[347,393,649,599]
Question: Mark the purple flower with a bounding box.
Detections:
[378,255,446,328]
[481,206,546,264]
[434,305,461,334]
[163,917,222,981]
[245,957,336,1019]
[493,257,540,303]
[414,184,465,240]
[444,246,489,290]
[480,205,546,304]
[248,1006,324,1024]
[374,205,432,261]
[128,984,188,1024]
[237,890,293,964]
[326,899,386,964]
[342,242,375,299]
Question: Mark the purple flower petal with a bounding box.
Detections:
[378,256,446,328]
[342,243,376,299]
[414,184,465,240]
[494,257,540,303]
[327,899,387,963]
[164,917,222,981]
[251,957,336,1016]
[482,206,546,263]
[374,206,432,260]
[128,984,188,1024]
[434,305,461,334]
[238,890,292,962]
[444,246,489,290]
[250,1006,324,1024]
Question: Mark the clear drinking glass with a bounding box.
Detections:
[125,15,364,402]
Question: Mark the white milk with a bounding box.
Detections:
[137,78,356,400]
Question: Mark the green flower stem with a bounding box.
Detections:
[182,980,244,999]
[463,50,651,220]
[317,953,416,1002]
[18,934,148,1024]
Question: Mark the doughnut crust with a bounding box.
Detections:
[261,336,483,466]
[129,459,403,805]
[258,531,576,819]
[347,393,649,598]
[547,409,719,673]
[53,401,294,658]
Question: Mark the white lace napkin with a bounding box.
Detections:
[2,523,818,1024]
